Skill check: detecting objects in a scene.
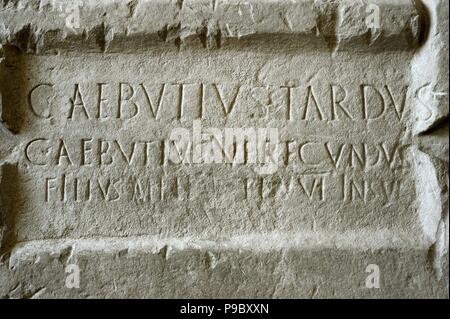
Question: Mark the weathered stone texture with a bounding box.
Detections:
[0,0,448,298]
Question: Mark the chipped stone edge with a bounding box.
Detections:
[0,0,423,53]
[411,0,449,281]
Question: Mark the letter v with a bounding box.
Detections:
[141,83,166,119]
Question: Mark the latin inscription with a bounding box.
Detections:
[29,82,419,122]
[22,81,415,208]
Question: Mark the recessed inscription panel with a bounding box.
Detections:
[0,42,425,242]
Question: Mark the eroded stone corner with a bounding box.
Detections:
[410,0,449,285]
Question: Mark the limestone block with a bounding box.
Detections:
[0,0,448,298]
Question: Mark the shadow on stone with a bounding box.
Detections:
[0,163,23,257]
[0,45,31,134]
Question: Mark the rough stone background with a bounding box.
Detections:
[0,0,448,298]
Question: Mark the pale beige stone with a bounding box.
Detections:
[0,0,448,298]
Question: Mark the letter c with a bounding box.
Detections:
[25,138,51,165]
[299,141,321,166]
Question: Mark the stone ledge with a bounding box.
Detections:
[7,230,432,259]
